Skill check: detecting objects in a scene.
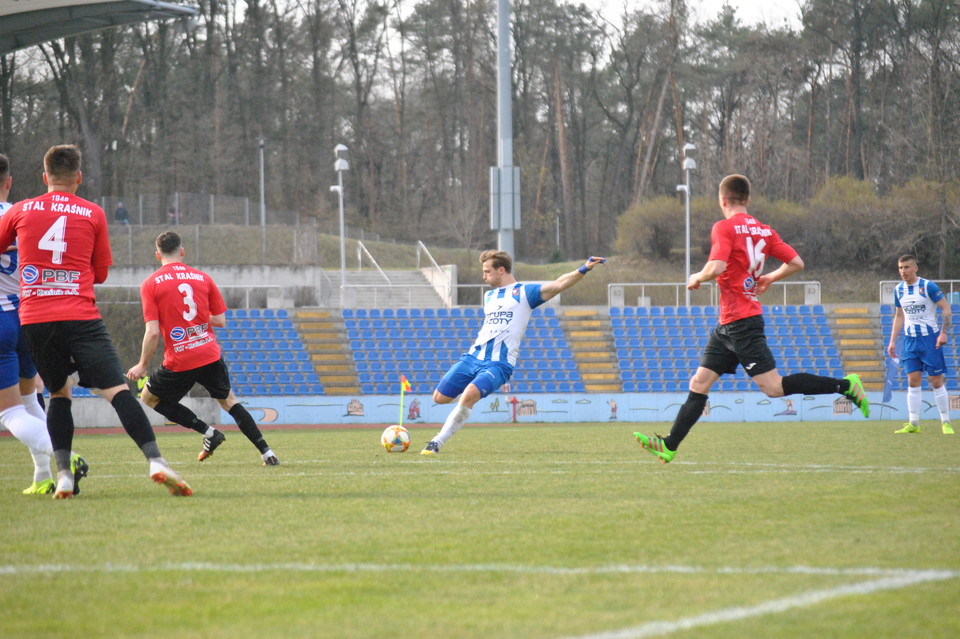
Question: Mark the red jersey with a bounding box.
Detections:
[140,262,227,372]
[708,212,798,325]
[0,191,112,325]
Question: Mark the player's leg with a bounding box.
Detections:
[204,359,276,464]
[929,374,953,433]
[73,320,191,496]
[635,326,729,462]
[422,358,475,453]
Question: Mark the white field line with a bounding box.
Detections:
[558,569,959,639]
[0,562,955,579]
[4,561,956,638]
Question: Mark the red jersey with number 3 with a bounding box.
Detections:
[0,191,112,324]
[709,212,798,325]
[140,262,227,371]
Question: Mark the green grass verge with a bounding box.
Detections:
[1,421,957,638]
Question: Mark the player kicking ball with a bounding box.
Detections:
[421,251,605,454]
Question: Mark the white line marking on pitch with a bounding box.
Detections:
[1,562,956,581]
[557,569,958,639]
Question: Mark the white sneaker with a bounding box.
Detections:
[149,461,193,497]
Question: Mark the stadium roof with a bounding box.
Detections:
[0,0,199,55]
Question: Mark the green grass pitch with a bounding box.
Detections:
[1,420,958,638]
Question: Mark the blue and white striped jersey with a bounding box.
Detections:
[0,202,19,312]
[465,282,544,367]
[894,277,944,337]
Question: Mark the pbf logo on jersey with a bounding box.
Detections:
[21,265,40,285]
[743,275,755,291]
[20,266,80,287]
[512,288,521,299]
[170,324,211,343]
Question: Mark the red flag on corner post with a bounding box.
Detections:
[400,374,412,392]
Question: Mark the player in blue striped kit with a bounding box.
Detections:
[421,250,605,454]
[887,255,954,434]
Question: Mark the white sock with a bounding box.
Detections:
[933,385,951,423]
[261,449,275,461]
[434,404,472,447]
[204,426,216,438]
[29,450,53,483]
[907,386,922,424]
[0,404,53,455]
[20,392,46,421]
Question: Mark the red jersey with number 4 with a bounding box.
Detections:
[709,212,798,325]
[140,262,227,372]
[0,191,112,325]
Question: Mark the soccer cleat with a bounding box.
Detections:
[634,432,676,464]
[843,374,870,418]
[942,422,954,435]
[262,455,280,466]
[149,462,193,497]
[70,454,89,496]
[894,423,921,434]
[420,441,440,456]
[22,478,56,495]
[53,474,75,499]
[198,429,226,462]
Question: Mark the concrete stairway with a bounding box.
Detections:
[341,271,445,308]
[831,305,884,391]
[293,309,359,395]
[559,309,621,392]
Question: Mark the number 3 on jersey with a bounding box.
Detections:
[39,216,68,265]
[179,283,198,321]
[746,236,767,279]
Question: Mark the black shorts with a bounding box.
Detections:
[700,315,777,377]
[147,358,232,403]
[22,319,126,393]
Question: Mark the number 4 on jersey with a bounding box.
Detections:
[39,215,68,265]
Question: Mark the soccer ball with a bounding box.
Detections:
[381,425,410,453]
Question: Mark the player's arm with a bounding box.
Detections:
[126,319,160,381]
[540,256,606,301]
[887,307,905,357]
[209,312,226,328]
[755,255,804,295]
[936,297,951,347]
[688,260,726,290]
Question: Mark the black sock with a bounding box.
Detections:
[782,373,847,396]
[47,397,74,471]
[154,400,209,435]
[664,391,709,451]
[111,389,158,452]
[229,404,269,453]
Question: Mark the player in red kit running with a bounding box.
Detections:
[126,231,279,465]
[0,145,191,497]
[634,174,870,463]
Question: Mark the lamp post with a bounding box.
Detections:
[676,142,696,307]
[330,144,349,308]
[258,136,266,227]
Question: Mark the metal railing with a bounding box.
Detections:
[95,284,288,309]
[355,241,391,283]
[880,280,960,304]
[606,280,821,308]
[416,241,454,307]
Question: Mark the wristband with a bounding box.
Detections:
[578,264,589,275]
